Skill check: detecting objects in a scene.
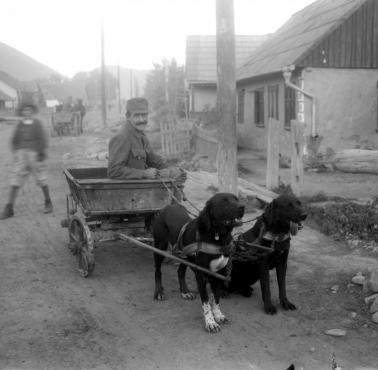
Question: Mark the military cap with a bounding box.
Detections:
[126,97,148,114]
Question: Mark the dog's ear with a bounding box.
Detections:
[198,201,212,234]
[263,198,277,227]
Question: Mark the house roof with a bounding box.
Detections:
[185,35,270,84]
[0,71,20,89]
[237,0,367,82]
[0,88,12,100]
[0,71,39,92]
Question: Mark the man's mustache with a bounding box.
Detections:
[135,121,147,125]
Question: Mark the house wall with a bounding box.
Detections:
[303,68,378,153]
[190,85,217,112]
[237,76,293,157]
[237,68,378,158]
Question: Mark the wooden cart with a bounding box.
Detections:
[50,111,81,137]
[61,167,182,277]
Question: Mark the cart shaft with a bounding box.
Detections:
[116,233,230,282]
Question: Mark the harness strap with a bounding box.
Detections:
[183,241,223,256]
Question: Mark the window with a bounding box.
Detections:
[237,89,245,123]
[284,86,296,129]
[268,85,279,120]
[254,88,264,126]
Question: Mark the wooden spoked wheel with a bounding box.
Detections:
[68,216,95,277]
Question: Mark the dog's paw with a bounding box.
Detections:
[181,291,196,300]
[212,305,228,324]
[154,289,165,301]
[281,299,297,311]
[264,304,277,315]
[205,319,221,333]
[203,303,221,333]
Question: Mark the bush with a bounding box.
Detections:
[305,199,378,242]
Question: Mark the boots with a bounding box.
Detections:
[0,186,18,220]
[41,185,53,214]
[0,203,14,220]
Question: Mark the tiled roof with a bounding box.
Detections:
[186,35,269,83]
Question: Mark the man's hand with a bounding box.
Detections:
[143,168,158,179]
[158,167,187,183]
[157,168,170,178]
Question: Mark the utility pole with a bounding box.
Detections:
[129,69,133,98]
[117,64,121,114]
[216,0,237,194]
[100,18,107,128]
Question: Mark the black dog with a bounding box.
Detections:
[228,194,306,314]
[152,193,245,332]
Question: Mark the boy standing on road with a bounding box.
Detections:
[0,101,53,220]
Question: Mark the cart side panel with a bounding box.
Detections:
[81,186,173,212]
[64,168,177,214]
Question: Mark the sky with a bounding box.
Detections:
[0,0,315,78]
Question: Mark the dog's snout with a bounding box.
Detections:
[300,213,307,221]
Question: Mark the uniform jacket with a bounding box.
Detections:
[108,122,166,179]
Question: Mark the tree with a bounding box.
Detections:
[144,59,186,118]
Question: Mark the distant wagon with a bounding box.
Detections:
[50,105,82,137]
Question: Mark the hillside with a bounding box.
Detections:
[0,41,62,81]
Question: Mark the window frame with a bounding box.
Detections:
[254,88,265,127]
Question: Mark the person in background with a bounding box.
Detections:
[107,97,186,182]
[0,101,53,219]
[74,99,86,134]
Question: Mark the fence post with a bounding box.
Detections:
[266,117,280,190]
[290,120,304,196]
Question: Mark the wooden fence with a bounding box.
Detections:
[160,120,192,158]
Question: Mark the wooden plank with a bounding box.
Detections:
[373,0,378,68]
[290,120,304,197]
[365,0,374,68]
[355,9,363,67]
[345,16,353,67]
[266,118,280,190]
[360,1,368,68]
[340,22,347,68]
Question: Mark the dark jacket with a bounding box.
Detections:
[11,119,47,158]
[108,122,166,179]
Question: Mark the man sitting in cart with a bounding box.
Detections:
[108,97,186,183]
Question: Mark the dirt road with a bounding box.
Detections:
[0,122,377,370]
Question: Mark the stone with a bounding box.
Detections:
[330,285,339,293]
[369,297,378,314]
[372,312,378,324]
[325,329,346,337]
[349,312,357,319]
[352,273,365,285]
[364,293,378,305]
